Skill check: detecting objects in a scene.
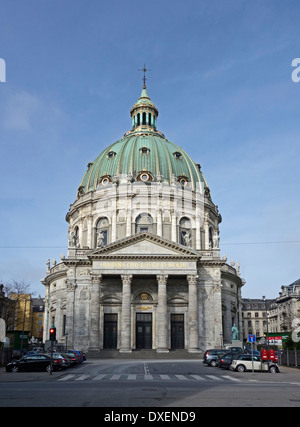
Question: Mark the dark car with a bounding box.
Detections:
[203,349,226,367]
[69,350,84,362]
[60,353,71,368]
[64,351,80,365]
[218,352,236,369]
[50,353,68,370]
[6,354,60,373]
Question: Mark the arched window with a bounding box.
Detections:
[135,213,153,234]
[142,112,147,125]
[179,217,191,246]
[95,217,109,248]
[137,113,140,126]
[209,227,213,249]
[148,113,152,126]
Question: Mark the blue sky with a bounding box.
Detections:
[0,0,300,299]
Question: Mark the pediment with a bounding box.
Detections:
[89,232,199,260]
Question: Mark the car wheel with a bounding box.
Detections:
[236,364,246,372]
[46,365,52,373]
[210,360,217,367]
[11,366,19,373]
[269,365,277,373]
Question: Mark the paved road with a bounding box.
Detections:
[1,359,300,408]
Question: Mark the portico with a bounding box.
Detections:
[86,233,201,353]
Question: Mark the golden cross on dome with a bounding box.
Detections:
[138,64,151,89]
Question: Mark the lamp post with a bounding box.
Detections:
[262,296,270,372]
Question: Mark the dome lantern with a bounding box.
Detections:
[130,86,158,132]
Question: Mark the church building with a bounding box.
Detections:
[42,77,245,353]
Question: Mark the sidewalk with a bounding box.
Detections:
[0,366,65,382]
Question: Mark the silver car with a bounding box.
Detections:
[230,354,280,373]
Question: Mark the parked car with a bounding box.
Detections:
[218,352,236,369]
[225,347,243,355]
[64,351,81,365]
[230,354,280,373]
[69,350,84,362]
[50,353,69,370]
[61,353,71,368]
[247,350,261,357]
[6,354,60,373]
[203,349,226,367]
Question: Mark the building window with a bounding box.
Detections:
[107,151,116,159]
[96,217,109,247]
[135,213,153,233]
[173,151,182,159]
[179,217,191,246]
[142,112,147,125]
[140,147,150,155]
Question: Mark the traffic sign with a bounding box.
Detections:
[248,334,256,343]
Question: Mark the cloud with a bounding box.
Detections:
[2,91,40,131]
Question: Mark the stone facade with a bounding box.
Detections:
[41,85,245,353]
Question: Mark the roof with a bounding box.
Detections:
[78,87,209,194]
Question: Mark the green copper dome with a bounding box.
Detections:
[78,87,209,195]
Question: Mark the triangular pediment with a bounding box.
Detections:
[89,232,199,259]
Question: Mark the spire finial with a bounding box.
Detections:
[138,64,151,89]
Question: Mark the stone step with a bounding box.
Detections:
[86,349,203,359]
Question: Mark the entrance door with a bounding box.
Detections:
[136,313,152,349]
[171,314,184,349]
[103,314,118,349]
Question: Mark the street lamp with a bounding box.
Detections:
[262,296,270,372]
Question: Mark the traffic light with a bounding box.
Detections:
[49,327,56,341]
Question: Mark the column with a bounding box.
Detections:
[89,274,102,351]
[187,274,200,352]
[171,212,177,242]
[156,274,169,353]
[157,208,162,237]
[65,280,76,349]
[119,274,133,353]
[204,213,209,250]
[87,215,93,249]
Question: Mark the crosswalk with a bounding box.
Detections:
[57,372,243,383]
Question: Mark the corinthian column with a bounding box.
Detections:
[187,274,200,353]
[156,274,169,353]
[119,274,133,353]
[89,274,102,351]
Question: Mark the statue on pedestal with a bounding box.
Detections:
[232,324,239,341]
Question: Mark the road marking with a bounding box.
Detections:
[92,374,106,380]
[175,375,188,380]
[160,375,171,380]
[206,375,224,381]
[110,374,121,380]
[144,374,153,380]
[128,374,136,380]
[58,374,76,381]
[221,375,241,382]
[75,375,90,381]
[57,372,247,383]
[190,375,205,381]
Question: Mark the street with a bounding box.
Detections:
[1,359,300,408]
